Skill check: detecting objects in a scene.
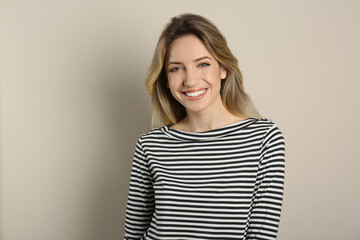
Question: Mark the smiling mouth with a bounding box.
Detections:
[183,89,207,97]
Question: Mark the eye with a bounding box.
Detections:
[169,67,181,72]
[199,63,210,67]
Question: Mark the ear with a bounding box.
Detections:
[220,66,227,80]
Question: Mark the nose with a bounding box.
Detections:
[183,67,198,87]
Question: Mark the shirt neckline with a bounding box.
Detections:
[161,118,260,141]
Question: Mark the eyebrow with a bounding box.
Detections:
[194,56,213,62]
[167,56,213,66]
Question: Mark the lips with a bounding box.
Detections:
[182,88,208,101]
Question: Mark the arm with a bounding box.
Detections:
[124,139,155,240]
[246,125,285,240]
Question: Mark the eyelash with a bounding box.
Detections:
[169,63,210,72]
[169,67,181,72]
[199,63,210,67]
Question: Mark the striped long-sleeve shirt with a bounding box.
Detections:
[124,118,285,240]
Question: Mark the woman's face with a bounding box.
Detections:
[165,34,227,116]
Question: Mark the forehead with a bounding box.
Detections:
[166,34,213,62]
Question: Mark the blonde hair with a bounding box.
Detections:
[146,13,261,127]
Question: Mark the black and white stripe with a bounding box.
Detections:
[124,118,285,240]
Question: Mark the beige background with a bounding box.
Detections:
[1,1,360,239]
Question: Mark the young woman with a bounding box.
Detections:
[124,14,285,240]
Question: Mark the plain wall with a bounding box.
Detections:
[1,1,359,239]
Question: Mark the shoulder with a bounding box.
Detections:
[252,118,277,128]
[135,125,170,144]
[251,118,283,134]
[141,125,167,137]
[253,118,280,131]
[247,118,284,145]
[253,118,285,150]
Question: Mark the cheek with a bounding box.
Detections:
[168,83,183,101]
[202,67,222,85]
[166,79,180,98]
[167,74,182,89]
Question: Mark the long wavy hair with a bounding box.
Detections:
[146,13,261,127]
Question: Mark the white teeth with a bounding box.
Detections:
[185,89,206,97]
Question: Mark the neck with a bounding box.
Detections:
[181,104,245,133]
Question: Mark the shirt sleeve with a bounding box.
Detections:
[246,124,285,240]
[124,138,155,240]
